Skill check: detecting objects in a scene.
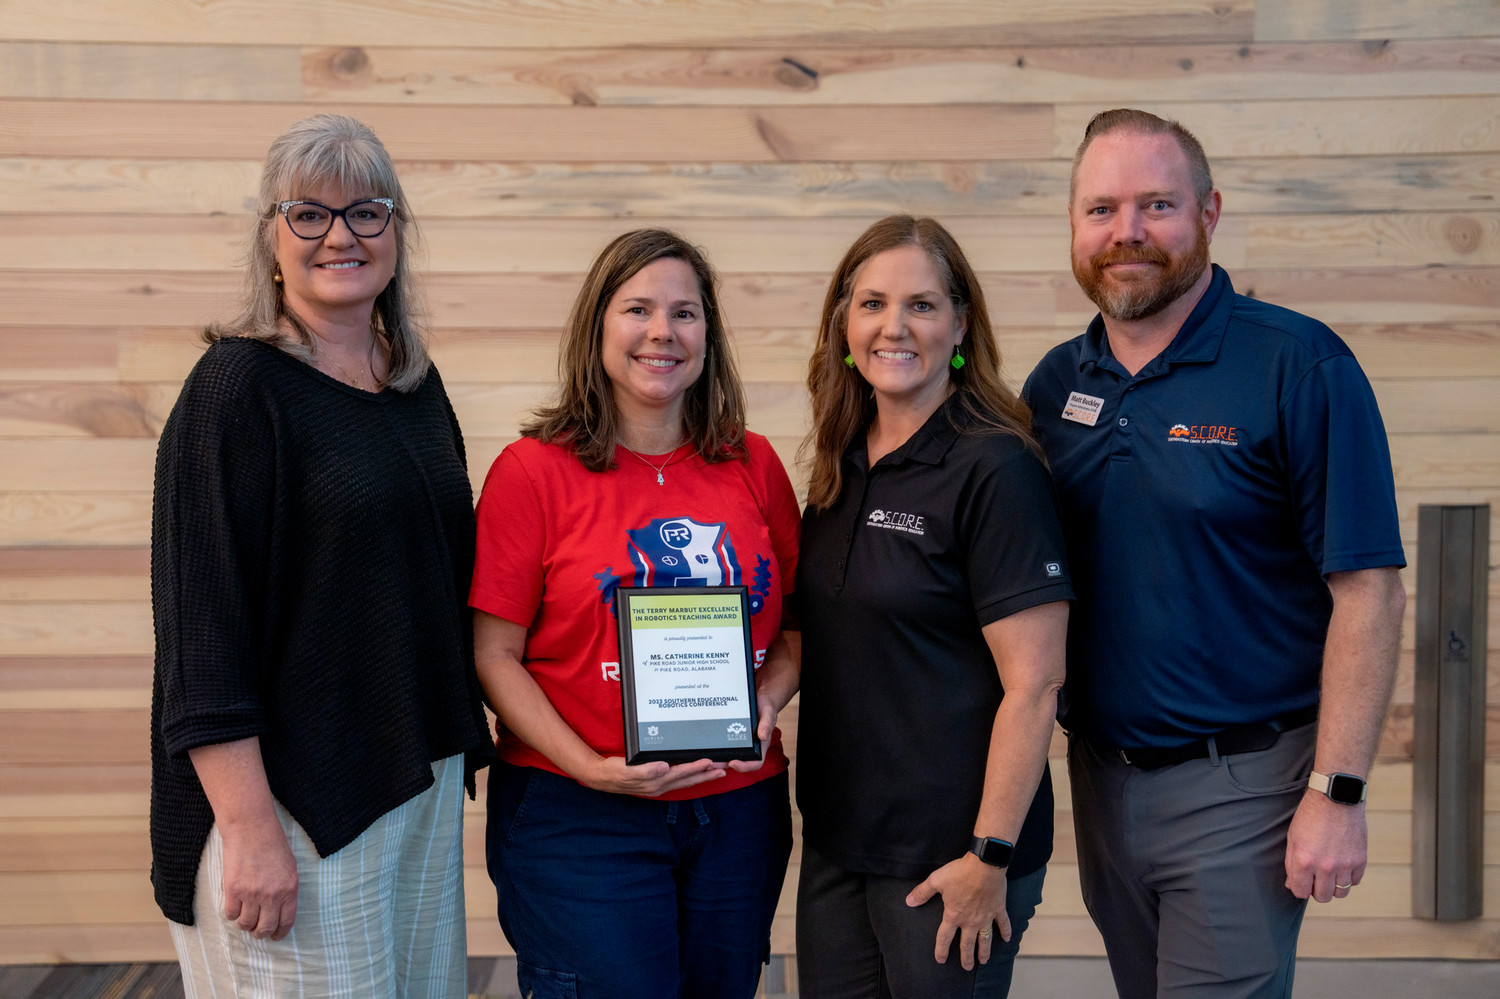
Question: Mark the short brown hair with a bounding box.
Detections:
[522,229,748,472]
[801,215,1038,511]
[1070,108,1214,210]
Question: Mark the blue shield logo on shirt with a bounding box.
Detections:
[627,517,738,587]
[599,517,771,615]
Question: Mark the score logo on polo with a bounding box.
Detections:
[866,509,926,536]
[1167,423,1239,446]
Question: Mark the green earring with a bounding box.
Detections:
[950,345,966,370]
[844,354,856,368]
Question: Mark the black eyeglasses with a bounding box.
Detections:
[278,198,395,240]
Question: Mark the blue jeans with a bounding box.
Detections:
[797,841,1046,998]
[486,763,793,999]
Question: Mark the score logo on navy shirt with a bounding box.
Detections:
[1167,423,1239,446]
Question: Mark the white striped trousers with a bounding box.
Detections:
[169,754,467,999]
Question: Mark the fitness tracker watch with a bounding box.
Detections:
[968,835,1015,868]
[1308,770,1367,805]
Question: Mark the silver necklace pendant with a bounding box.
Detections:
[618,438,685,486]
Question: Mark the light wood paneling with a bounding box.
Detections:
[0,817,151,871]
[0,1,1256,48]
[13,96,1500,162]
[0,710,147,764]
[1254,0,1500,43]
[7,267,1499,331]
[0,384,168,438]
[0,493,153,547]
[1,99,1057,162]
[0,43,302,101]
[8,212,1497,274]
[0,655,151,689]
[73,321,1494,389]
[10,154,1500,218]
[1369,378,1500,434]
[1053,96,1500,158]
[1341,324,1500,378]
[1242,213,1500,269]
[16,38,1495,106]
[0,440,157,491]
[308,39,1500,105]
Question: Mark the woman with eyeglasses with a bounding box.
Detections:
[148,113,491,998]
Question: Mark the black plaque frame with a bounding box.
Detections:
[616,585,761,765]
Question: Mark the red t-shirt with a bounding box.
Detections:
[471,432,799,800]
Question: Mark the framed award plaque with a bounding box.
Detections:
[615,586,761,765]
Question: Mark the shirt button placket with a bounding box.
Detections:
[1111,403,1133,457]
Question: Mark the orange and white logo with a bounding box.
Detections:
[1167,423,1239,446]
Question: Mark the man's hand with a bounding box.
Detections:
[1285,790,1366,903]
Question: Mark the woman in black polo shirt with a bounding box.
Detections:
[795,216,1072,998]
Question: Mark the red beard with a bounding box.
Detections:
[1073,221,1211,322]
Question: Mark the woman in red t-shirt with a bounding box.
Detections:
[470,229,801,999]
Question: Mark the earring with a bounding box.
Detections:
[273,266,283,285]
[950,345,966,370]
[844,354,856,368]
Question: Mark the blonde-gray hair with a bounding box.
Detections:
[206,113,430,392]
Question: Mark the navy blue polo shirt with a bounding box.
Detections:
[796,395,1073,880]
[1022,266,1404,749]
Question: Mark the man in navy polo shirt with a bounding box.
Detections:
[1023,109,1407,998]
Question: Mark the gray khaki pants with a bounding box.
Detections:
[1069,723,1316,999]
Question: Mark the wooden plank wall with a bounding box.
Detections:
[2,0,1498,965]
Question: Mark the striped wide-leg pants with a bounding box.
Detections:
[169,754,467,999]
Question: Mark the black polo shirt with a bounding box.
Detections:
[1023,266,1405,749]
[796,396,1073,880]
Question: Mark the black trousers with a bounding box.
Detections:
[796,842,1045,999]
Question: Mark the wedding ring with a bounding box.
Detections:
[977,928,994,939]
[1335,882,1353,890]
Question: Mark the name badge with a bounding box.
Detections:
[1062,391,1105,426]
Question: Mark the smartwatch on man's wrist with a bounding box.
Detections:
[1308,770,1367,805]
[968,835,1014,868]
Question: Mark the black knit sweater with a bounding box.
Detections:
[149,337,493,925]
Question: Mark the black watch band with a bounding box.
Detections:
[968,835,1014,868]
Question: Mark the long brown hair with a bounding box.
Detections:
[522,229,748,471]
[802,215,1038,510]
[206,113,431,392]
